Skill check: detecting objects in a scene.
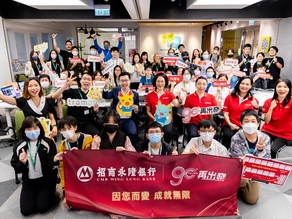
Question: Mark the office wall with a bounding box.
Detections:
[139,26,202,61]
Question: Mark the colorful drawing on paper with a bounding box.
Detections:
[154,101,172,126]
[162,34,181,50]
[260,36,271,53]
[117,90,134,117]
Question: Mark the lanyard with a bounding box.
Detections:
[36,64,41,72]
[78,89,84,99]
[66,135,79,149]
[267,58,274,69]
[52,61,58,71]
[149,145,162,155]
[242,55,249,67]
[27,141,41,170]
[155,64,159,72]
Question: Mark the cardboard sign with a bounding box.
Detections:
[124,62,135,73]
[87,56,100,62]
[212,80,230,87]
[93,80,105,88]
[163,56,180,65]
[38,117,51,137]
[140,85,154,91]
[257,72,273,79]
[218,70,245,77]
[197,61,208,66]
[54,80,66,87]
[117,90,134,117]
[67,98,103,107]
[87,87,103,100]
[175,60,188,68]
[223,58,239,66]
[34,42,48,54]
[70,58,83,64]
[102,62,115,75]
[167,75,183,83]
[153,71,165,75]
[182,106,221,123]
[64,150,242,217]
[112,33,131,41]
[242,155,292,186]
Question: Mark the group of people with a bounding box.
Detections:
[4,34,292,217]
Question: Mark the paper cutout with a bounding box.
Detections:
[124,62,135,73]
[87,87,102,100]
[34,42,48,54]
[116,90,134,117]
[38,117,51,137]
[182,106,220,123]
[154,101,172,127]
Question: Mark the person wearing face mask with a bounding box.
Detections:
[53,116,93,209]
[11,116,57,216]
[205,66,216,92]
[166,48,178,74]
[25,51,50,77]
[140,121,178,155]
[67,46,87,78]
[217,49,240,73]
[92,33,123,62]
[199,50,213,77]
[193,66,201,81]
[210,46,221,71]
[230,110,271,204]
[86,45,102,75]
[46,49,65,78]
[182,119,228,156]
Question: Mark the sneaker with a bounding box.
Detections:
[178,135,184,143]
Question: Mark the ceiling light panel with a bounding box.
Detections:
[187,0,263,9]
[13,0,94,10]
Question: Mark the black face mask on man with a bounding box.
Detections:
[104,124,119,134]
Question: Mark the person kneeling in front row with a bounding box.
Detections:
[230,109,271,204]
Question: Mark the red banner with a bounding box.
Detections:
[198,61,208,66]
[163,56,180,65]
[212,80,229,87]
[64,150,242,217]
[167,75,183,83]
[140,85,155,91]
[87,56,100,62]
[218,70,245,77]
[223,58,238,66]
[70,58,83,64]
[243,155,292,186]
[256,72,273,79]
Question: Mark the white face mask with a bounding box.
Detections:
[194,70,201,75]
[51,54,57,59]
[70,85,78,89]
[213,50,218,54]
[242,123,258,134]
[200,132,215,142]
[72,51,78,56]
[90,50,97,55]
[62,130,75,139]
[40,81,50,88]
[60,73,67,80]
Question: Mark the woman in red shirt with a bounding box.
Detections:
[184,76,217,141]
[222,76,259,149]
[261,78,292,158]
[146,73,181,143]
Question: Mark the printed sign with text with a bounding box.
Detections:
[163,56,180,65]
[224,58,239,66]
[87,56,100,63]
[70,58,83,64]
[218,70,245,77]
[168,75,183,83]
[212,80,230,87]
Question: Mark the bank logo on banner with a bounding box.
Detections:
[77,166,93,182]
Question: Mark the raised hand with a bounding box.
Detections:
[19,148,28,164]
[270,100,277,110]
[256,136,267,151]
[54,152,64,162]
[52,34,57,39]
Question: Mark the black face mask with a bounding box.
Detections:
[227,54,234,58]
[104,124,119,134]
[183,57,189,61]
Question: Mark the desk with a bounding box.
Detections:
[0,102,18,140]
[253,90,274,107]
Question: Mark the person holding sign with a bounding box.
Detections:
[11,116,57,216]
[102,47,124,76]
[151,53,167,72]
[86,45,102,75]
[46,49,65,78]
[251,52,266,74]
[182,119,228,156]
[67,46,87,78]
[250,64,268,89]
[237,43,253,76]
[222,76,259,149]
[264,46,284,89]
[52,34,73,69]
[25,51,45,77]
[230,110,271,204]
[146,73,182,144]
[217,49,240,72]
[92,33,123,62]
[141,121,177,155]
[184,77,217,140]
[210,46,222,71]
[191,49,201,65]
[51,73,100,136]
[102,72,139,149]
[199,50,213,77]
[261,78,292,158]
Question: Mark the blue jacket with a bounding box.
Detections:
[93,39,123,62]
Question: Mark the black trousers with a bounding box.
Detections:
[222,125,238,149]
[20,179,55,216]
[262,132,292,158]
[77,121,100,136]
[163,123,174,144]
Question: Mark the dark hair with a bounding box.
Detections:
[93,70,102,78]
[214,46,219,50]
[90,45,97,50]
[132,53,141,65]
[102,110,120,127]
[29,51,42,72]
[195,76,208,84]
[240,109,260,123]
[243,43,252,49]
[198,119,217,131]
[103,40,110,46]
[217,73,228,81]
[191,49,201,61]
[257,64,266,70]
[168,48,175,54]
[273,78,291,106]
[182,68,192,76]
[57,116,77,130]
[231,76,253,100]
[111,47,119,52]
[165,68,172,73]
[140,51,149,62]
[144,64,152,70]
[269,46,278,53]
[47,49,62,68]
[118,72,131,80]
[81,73,93,81]
[22,77,44,99]
[39,74,51,82]
[206,66,216,80]
[181,51,190,62]
[256,52,265,58]
[153,73,168,88]
[226,49,235,55]
[65,40,72,45]
[113,65,122,86]
[71,46,79,51]
[20,116,45,142]
[178,44,185,49]
[200,50,210,61]
[146,121,163,133]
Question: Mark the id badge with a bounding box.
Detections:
[29,170,42,179]
[243,68,247,72]
[84,109,90,115]
[266,69,270,73]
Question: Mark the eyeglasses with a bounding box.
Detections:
[120,79,129,83]
[82,77,92,81]
[148,131,161,134]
